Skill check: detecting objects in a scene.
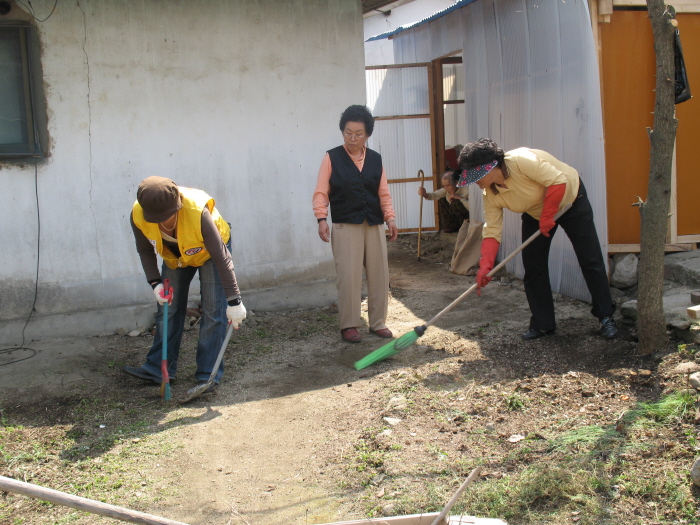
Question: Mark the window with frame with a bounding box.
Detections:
[0,24,42,157]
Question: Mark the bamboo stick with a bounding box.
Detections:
[429,466,482,525]
[0,475,191,525]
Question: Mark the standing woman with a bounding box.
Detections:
[458,138,617,340]
[313,105,399,343]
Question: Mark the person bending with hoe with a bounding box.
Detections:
[457,139,617,340]
[123,176,246,392]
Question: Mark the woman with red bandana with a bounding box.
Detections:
[457,138,617,340]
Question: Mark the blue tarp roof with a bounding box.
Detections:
[365,0,478,42]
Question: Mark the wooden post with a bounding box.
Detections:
[418,169,425,261]
[0,475,192,525]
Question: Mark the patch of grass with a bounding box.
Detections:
[353,427,387,473]
[631,389,695,423]
[427,444,449,461]
[550,425,618,452]
[503,393,525,411]
[677,343,698,358]
[460,462,601,523]
[344,386,699,525]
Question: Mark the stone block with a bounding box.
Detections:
[688,305,700,320]
[692,291,700,305]
[611,253,638,289]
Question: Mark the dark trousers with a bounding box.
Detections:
[438,198,470,231]
[521,180,615,331]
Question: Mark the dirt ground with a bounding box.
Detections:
[1,233,696,525]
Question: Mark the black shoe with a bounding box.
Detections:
[599,317,618,339]
[123,365,176,384]
[123,365,161,384]
[197,380,217,394]
[521,328,555,340]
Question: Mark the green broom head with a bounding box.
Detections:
[354,325,427,370]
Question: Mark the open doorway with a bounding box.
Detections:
[431,53,467,232]
[365,52,466,233]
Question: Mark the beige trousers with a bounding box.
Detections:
[331,221,389,331]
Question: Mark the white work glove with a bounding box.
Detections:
[226,302,247,329]
[153,283,167,304]
[152,283,173,305]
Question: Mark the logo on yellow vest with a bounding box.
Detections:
[184,247,203,256]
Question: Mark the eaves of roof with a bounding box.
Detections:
[365,0,477,41]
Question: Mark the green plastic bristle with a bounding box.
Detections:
[354,326,426,370]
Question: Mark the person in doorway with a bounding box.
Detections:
[418,169,470,231]
[457,138,617,340]
[123,176,246,392]
[313,104,398,344]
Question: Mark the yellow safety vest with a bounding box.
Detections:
[132,187,230,269]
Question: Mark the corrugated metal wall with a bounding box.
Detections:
[366,66,436,230]
[391,0,607,302]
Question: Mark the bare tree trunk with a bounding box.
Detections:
[637,0,678,354]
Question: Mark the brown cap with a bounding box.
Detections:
[137,176,182,223]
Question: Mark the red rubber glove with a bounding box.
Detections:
[476,237,500,295]
[540,184,566,237]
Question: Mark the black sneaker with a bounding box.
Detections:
[123,365,161,384]
[123,365,177,384]
[599,317,618,339]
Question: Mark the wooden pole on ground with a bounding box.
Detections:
[429,466,482,525]
[0,475,192,525]
[417,169,425,261]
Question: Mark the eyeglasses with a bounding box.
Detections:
[343,131,366,139]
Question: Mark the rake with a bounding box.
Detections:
[160,278,173,401]
[354,205,571,370]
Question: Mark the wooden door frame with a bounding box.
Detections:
[430,54,464,231]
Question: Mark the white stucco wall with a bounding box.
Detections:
[0,0,365,344]
[364,0,456,65]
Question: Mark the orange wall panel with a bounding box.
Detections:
[600,11,655,245]
[675,14,700,237]
[601,11,700,244]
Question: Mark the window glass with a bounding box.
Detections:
[0,26,40,157]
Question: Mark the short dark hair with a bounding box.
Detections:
[442,169,460,186]
[458,138,505,169]
[339,105,374,137]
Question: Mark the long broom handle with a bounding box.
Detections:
[162,278,170,364]
[429,466,482,525]
[424,204,572,330]
[0,475,192,525]
[417,169,425,260]
[209,322,235,381]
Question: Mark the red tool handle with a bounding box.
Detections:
[162,278,173,304]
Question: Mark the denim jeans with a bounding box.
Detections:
[141,239,230,383]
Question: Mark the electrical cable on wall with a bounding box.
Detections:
[0,158,40,365]
[15,0,58,23]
